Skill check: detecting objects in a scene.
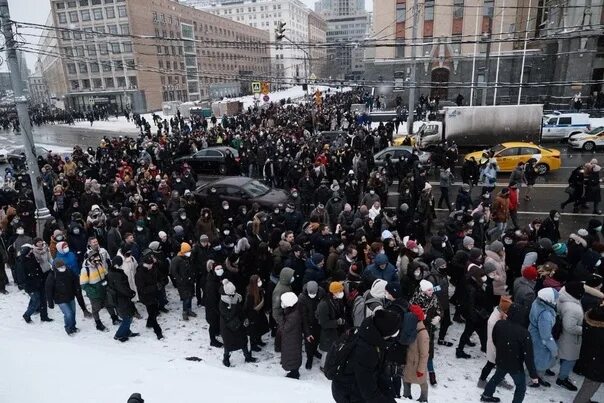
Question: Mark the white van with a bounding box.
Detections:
[542,112,591,141]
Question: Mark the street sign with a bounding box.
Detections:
[309,73,316,82]
[261,81,270,95]
[263,95,270,102]
[251,81,261,93]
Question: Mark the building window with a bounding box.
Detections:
[105,77,114,87]
[120,24,129,34]
[453,0,464,17]
[123,42,132,53]
[104,0,113,3]
[79,0,88,5]
[484,0,494,17]
[68,11,78,22]
[93,78,102,88]
[75,46,84,56]
[90,62,99,72]
[105,7,115,18]
[73,30,82,39]
[117,5,127,17]
[84,28,94,39]
[102,61,112,71]
[128,76,137,88]
[424,0,434,21]
[157,45,162,54]
[395,40,405,58]
[93,8,103,20]
[111,43,121,53]
[82,79,90,89]
[117,77,126,88]
[79,62,88,73]
[58,12,67,24]
[92,0,101,4]
[80,10,91,21]
[61,30,71,40]
[67,1,76,6]
[67,63,77,74]
[99,43,108,54]
[56,2,65,9]
[396,4,406,23]
[64,47,73,57]
[87,44,96,56]
[108,25,118,34]
[70,80,79,90]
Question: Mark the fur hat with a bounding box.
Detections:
[222,279,236,296]
[329,281,344,294]
[522,265,538,281]
[373,309,402,337]
[280,292,298,308]
[419,279,433,292]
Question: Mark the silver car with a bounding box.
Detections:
[373,146,432,167]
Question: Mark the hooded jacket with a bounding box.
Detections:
[576,309,604,383]
[528,289,559,371]
[556,287,584,361]
[363,253,399,285]
[272,267,294,326]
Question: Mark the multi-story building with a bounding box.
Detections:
[201,0,321,84]
[307,11,327,78]
[28,74,51,106]
[366,0,603,106]
[35,14,68,106]
[51,0,270,112]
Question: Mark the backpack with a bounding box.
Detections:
[551,314,563,340]
[323,328,359,381]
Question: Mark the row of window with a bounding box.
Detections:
[69,75,136,91]
[56,5,126,24]
[66,60,135,75]
[55,0,123,9]
[63,41,132,57]
[59,24,129,40]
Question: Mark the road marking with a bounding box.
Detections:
[434,208,600,217]
[391,180,569,188]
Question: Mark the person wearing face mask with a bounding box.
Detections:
[49,229,65,259]
[331,308,401,403]
[219,279,257,367]
[426,258,453,347]
[360,187,380,209]
[67,223,88,267]
[298,280,325,370]
[133,220,151,252]
[18,244,53,324]
[279,291,303,379]
[316,281,347,369]
[195,208,216,243]
[135,252,164,340]
[363,253,399,287]
[457,264,491,359]
[538,210,562,244]
[561,165,586,213]
[106,218,123,258]
[401,304,430,402]
[146,203,171,241]
[205,261,225,348]
[191,234,212,307]
[107,255,139,343]
[46,258,80,335]
[244,274,269,352]
[170,242,196,321]
[117,243,139,305]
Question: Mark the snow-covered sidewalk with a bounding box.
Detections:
[1,275,601,402]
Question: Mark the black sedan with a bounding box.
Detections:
[195,176,291,210]
[174,146,239,175]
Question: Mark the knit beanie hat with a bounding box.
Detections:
[370,279,388,298]
[498,296,512,314]
[565,281,585,300]
[469,247,483,262]
[306,281,319,295]
[488,240,504,254]
[148,241,160,252]
[111,255,123,268]
[222,279,236,296]
[552,242,567,256]
[463,236,475,248]
[483,260,498,275]
[385,283,401,299]
[468,264,485,282]
[179,242,192,255]
[522,265,538,281]
[311,253,325,265]
[419,279,433,292]
[409,304,425,321]
[373,309,402,337]
[280,292,298,308]
[538,238,553,251]
[54,258,65,269]
[329,281,344,294]
[127,393,145,403]
[432,258,447,270]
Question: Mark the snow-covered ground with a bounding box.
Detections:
[590,117,604,128]
[1,272,601,403]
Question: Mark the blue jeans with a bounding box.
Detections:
[58,300,77,333]
[427,359,434,372]
[183,297,192,313]
[114,315,133,339]
[484,369,526,403]
[559,359,576,380]
[24,291,42,318]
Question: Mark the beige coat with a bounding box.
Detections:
[403,321,429,384]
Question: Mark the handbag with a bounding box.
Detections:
[564,185,575,195]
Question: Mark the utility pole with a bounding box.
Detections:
[0,0,51,237]
[481,21,493,106]
[407,0,419,135]
[518,0,533,105]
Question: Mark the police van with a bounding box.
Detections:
[542,112,591,142]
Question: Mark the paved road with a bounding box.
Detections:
[1,124,602,235]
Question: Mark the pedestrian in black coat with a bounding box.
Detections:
[19,245,51,323]
[332,309,401,403]
[480,303,539,403]
[135,253,163,340]
[107,257,138,342]
[170,242,196,320]
[457,265,490,358]
[280,291,303,379]
[219,279,257,367]
[574,306,604,403]
[299,280,325,369]
[205,262,225,348]
[45,259,79,334]
[243,274,269,350]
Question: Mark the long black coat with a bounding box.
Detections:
[107,268,136,318]
[205,271,223,328]
[463,277,492,324]
[316,296,345,351]
[17,255,44,293]
[170,255,194,300]
[243,289,269,340]
[45,268,78,306]
[219,293,247,351]
[299,286,325,339]
[280,304,303,371]
[134,264,159,306]
[576,311,604,383]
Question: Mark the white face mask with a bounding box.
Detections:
[184,252,191,257]
[481,275,488,282]
[223,205,229,210]
[136,226,143,231]
[215,269,224,276]
[180,215,186,220]
[223,230,230,236]
[63,247,70,253]
[308,293,317,299]
[441,242,446,248]
[257,280,263,288]
[597,259,602,267]
[334,291,344,299]
[57,266,66,272]
[16,228,24,235]
[369,190,375,195]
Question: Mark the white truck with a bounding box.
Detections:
[414,104,543,149]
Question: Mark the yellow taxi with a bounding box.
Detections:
[464,142,561,174]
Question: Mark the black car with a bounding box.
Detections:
[195,176,290,210]
[174,146,239,175]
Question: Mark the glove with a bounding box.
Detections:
[431,316,441,325]
[337,318,346,326]
[416,371,424,378]
[243,319,249,328]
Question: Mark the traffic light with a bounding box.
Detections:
[275,21,286,41]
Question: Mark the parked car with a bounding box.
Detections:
[374,146,432,168]
[0,147,8,163]
[195,176,291,210]
[7,146,50,165]
[174,146,239,175]
[542,112,591,142]
[464,142,561,174]
[568,126,604,151]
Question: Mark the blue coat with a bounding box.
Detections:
[528,296,559,371]
[362,254,399,285]
[303,258,326,285]
[55,250,79,278]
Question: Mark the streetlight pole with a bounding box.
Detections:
[493,0,506,104]
[518,0,532,105]
[407,0,419,135]
[481,29,492,106]
[469,5,481,106]
[0,0,51,237]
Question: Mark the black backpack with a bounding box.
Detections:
[323,328,359,381]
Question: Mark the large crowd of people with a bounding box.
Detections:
[1,88,603,403]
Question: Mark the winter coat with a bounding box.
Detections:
[528,296,558,371]
[513,277,536,311]
[32,246,52,274]
[107,267,136,318]
[219,292,246,351]
[556,287,584,361]
[403,321,429,385]
[425,268,449,312]
[486,308,506,364]
[170,255,195,301]
[280,304,303,371]
[117,251,138,301]
[299,284,325,338]
[463,278,492,324]
[491,194,509,223]
[576,311,604,383]
[332,316,397,403]
[303,258,326,285]
[106,227,122,257]
[316,296,344,351]
[55,250,79,278]
[581,285,604,312]
[272,267,294,326]
[492,304,538,378]
[134,264,159,306]
[45,268,78,307]
[79,260,108,300]
[363,253,399,285]
[17,255,44,293]
[205,271,223,328]
[243,289,269,340]
[484,250,507,296]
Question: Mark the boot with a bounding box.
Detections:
[556,378,577,391]
[83,310,92,319]
[244,354,257,363]
[128,332,140,338]
[545,369,556,376]
[156,332,164,340]
[0,289,8,294]
[40,317,54,322]
[114,336,129,343]
[223,353,231,367]
[437,339,453,347]
[182,311,189,321]
[23,314,32,323]
[452,312,465,323]
[429,371,437,386]
[187,310,197,318]
[456,349,471,359]
[480,396,500,402]
[159,307,169,314]
[286,369,300,379]
[257,340,267,347]
[95,320,107,332]
[538,377,551,387]
[111,316,122,325]
[305,359,313,370]
[210,338,223,348]
[134,310,142,319]
[251,344,261,352]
